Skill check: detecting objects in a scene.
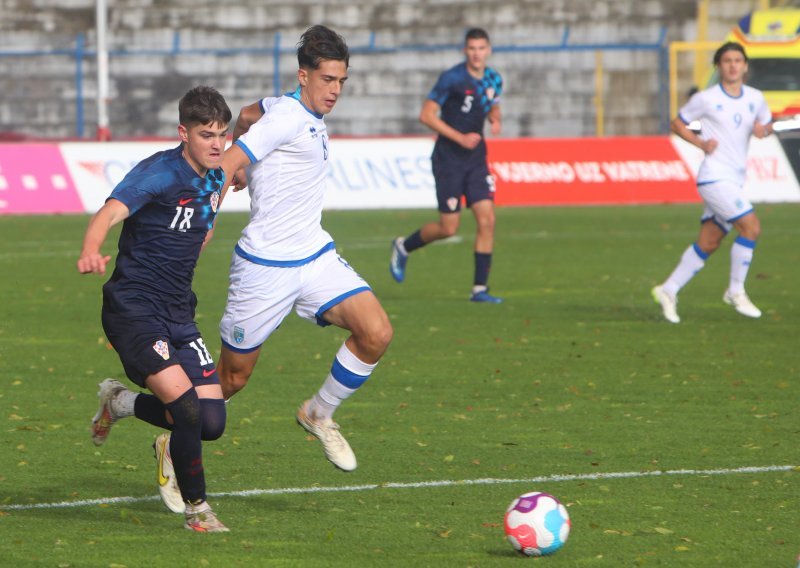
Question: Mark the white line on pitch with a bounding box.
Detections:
[2,464,795,512]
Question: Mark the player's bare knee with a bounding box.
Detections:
[355,319,393,360]
[440,224,459,238]
[220,367,251,397]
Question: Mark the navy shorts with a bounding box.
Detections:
[102,310,219,389]
[432,157,495,213]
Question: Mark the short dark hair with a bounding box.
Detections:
[465,27,490,44]
[297,25,350,70]
[713,41,748,65]
[178,86,232,127]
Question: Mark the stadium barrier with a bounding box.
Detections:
[1,136,798,215]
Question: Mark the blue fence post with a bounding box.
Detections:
[273,32,281,96]
[75,33,85,138]
[657,26,669,134]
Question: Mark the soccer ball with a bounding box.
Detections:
[504,491,570,556]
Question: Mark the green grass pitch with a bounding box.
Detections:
[1,204,798,566]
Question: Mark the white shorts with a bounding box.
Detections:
[219,249,371,352]
[697,179,754,233]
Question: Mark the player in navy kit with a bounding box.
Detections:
[77,86,231,532]
[391,27,503,303]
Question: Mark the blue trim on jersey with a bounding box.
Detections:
[728,208,754,223]
[221,338,262,354]
[287,87,323,119]
[678,113,691,125]
[234,241,336,267]
[330,357,370,389]
[734,235,757,249]
[314,286,372,327]
[692,242,710,260]
[718,83,744,99]
[234,139,257,164]
[696,179,719,186]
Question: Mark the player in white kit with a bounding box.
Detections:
[652,42,772,323]
[216,26,392,472]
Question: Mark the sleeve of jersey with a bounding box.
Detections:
[427,72,452,106]
[259,97,279,114]
[234,112,297,165]
[107,171,168,215]
[492,71,503,105]
[678,92,705,124]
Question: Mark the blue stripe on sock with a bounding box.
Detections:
[692,242,710,260]
[331,357,369,389]
[734,235,756,249]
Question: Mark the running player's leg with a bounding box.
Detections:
[464,163,500,303]
[725,211,762,317]
[652,181,735,322]
[218,253,296,399]
[391,158,464,282]
[217,347,261,400]
[699,180,762,317]
[469,199,500,303]
[146,326,226,515]
[146,366,228,532]
[296,253,393,471]
[652,218,725,323]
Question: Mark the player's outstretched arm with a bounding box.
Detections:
[77,198,130,275]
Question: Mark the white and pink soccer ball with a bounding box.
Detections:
[504,491,570,557]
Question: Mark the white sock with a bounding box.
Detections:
[310,343,376,421]
[662,243,708,297]
[729,237,756,295]
[111,389,138,418]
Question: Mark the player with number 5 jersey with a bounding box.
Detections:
[77,86,232,532]
[391,28,504,303]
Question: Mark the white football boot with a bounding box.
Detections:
[651,285,680,324]
[296,400,357,472]
[723,289,762,318]
[153,433,185,514]
[90,379,127,446]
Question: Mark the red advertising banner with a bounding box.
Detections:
[487,137,701,206]
[0,144,84,214]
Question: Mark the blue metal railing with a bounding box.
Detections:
[0,26,669,138]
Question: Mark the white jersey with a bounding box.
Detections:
[234,92,333,265]
[678,83,771,186]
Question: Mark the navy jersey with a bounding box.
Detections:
[102,145,224,321]
[427,62,502,162]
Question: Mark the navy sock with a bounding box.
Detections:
[474,252,492,287]
[134,393,171,429]
[165,389,205,503]
[403,230,426,253]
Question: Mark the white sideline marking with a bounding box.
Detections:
[2,464,795,512]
